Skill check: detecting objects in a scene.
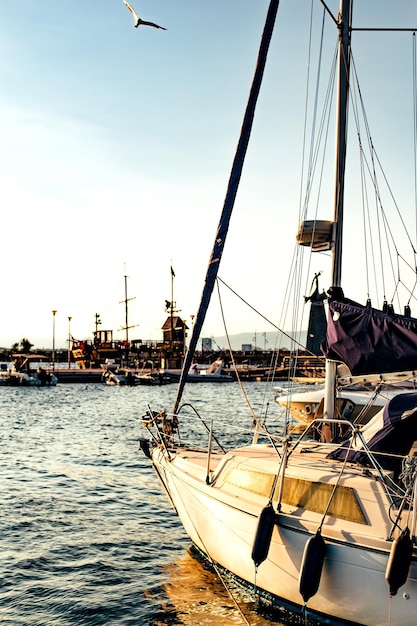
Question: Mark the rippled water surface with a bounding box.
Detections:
[0,381,307,625]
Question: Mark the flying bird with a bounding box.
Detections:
[122,0,167,30]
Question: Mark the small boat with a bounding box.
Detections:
[0,354,58,386]
[139,3,417,625]
[101,369,127,385]
[101,363,136,385]
[135,371,173,385]
[275,376,417,427]
[102,362,173,386]
[162,358,233,383]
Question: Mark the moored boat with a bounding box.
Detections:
[101,362,173,386]
[0,354,58,386]
[139,2,417,625]
[275,375,417,427]
[162,358,234,383]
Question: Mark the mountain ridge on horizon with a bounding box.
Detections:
[206,330,307,352]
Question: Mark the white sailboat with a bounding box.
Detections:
[140,2,417,624]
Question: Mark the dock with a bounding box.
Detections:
[47,368,103,383]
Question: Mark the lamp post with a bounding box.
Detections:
[52,310,57,370]
[67,316,72,368]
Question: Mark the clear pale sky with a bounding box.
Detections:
[1,1,416,350]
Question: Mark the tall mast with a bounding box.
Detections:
[124,272,129,343]
[120,264,136,344]
[332,0,352,287]
[324,0,352,425]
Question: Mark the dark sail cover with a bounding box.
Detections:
[328,392,417,474]
[321,289,417,375]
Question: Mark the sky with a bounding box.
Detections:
[1,1,417,351]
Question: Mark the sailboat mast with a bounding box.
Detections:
[324,0,352,424]
[124,273,129,343]
[332,0,352,287]
[120,267,136,345]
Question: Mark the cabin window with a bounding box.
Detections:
[217,464,367,525]
[279,477,367,525]
[219,465,275,498]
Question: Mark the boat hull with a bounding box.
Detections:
[151,445,417,626]
[162,370,234,383]
[0,372,58,386]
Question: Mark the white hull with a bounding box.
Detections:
[139,2,417,624]
[151,443,417,626]
[0,372,58,386]
[275,386,411,425]
[163,358,234,383]
[0,355,58,386]
[162,370,234,383]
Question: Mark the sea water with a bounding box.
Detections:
[0,381,310,625]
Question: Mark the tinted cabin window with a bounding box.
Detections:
[219,465,367,525]
[280,477,367,524]
[220,465,275,497]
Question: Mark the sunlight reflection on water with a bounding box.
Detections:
[0,381,310,625]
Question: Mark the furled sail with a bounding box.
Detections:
[321,287,417,376]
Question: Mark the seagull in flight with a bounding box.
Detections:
[122,0,167,30]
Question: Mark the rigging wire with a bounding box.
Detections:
[295,9,417,315]
[348,59,379,303]
[299,46,336,315]
[215,279,291,440]
[172,0,280,416]
[294,3,323,351]
[282,2,332,403]
[298,0,311,216]
[355,61,388,304]
[317,436,354,533]
[294,3,325,352]
[166,479,253,625]
[217,276,317,357]
[291,0,317,372]
[348,52,417,311]
[215,280,258,426]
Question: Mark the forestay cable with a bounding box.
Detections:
[172,0,282,415]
